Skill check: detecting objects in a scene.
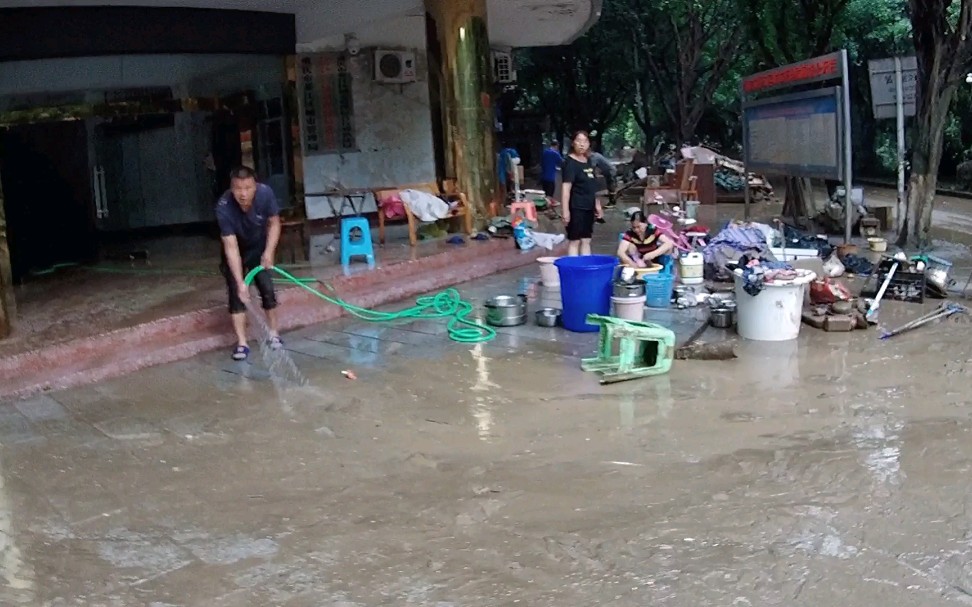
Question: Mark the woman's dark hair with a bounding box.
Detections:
[630,211,648,224]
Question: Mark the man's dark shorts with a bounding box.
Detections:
[221,248,278,314]
[542,180,557,197]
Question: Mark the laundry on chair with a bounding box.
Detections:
[400,189,450,222]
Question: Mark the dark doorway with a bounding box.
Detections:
[425,12,447,182]
[0,121,95,282]
[211,110,244,196]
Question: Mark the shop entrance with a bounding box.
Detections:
[0,121,96,282]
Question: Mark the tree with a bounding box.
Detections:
[515,10,633,147]
[739,0,853,220]
[838,0,912,176]
[619,0,746,145]
[897,0,972,247]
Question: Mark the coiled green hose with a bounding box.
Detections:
[243,265,496,344]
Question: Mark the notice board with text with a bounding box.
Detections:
[743,87,844,181]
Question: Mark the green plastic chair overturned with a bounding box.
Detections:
[581,314,676,384]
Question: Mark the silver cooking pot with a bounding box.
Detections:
[613,280,646,298]
[485,295,527,327]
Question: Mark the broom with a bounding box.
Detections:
[675,310,737,360]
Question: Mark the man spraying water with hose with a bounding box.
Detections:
[216,166,283,361]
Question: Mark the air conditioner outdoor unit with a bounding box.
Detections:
[493,51,516,84]
[374,50,417,84]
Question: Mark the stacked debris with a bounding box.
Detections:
[615,145,775,202]
[711,153,773,200]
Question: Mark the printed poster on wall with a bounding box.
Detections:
[297,53,357,156]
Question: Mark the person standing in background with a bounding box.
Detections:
[540,141,563,206]
[561,131,603,256]
[589,148,618,209]
[497,140,520,201]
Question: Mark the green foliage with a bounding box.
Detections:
[513,0,972,184]
[514,5,634,144]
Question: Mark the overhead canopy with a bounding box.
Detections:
[0,0,600,49]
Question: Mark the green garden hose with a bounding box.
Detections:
[244,265,496,344]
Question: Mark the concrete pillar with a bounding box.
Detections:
[0,177,11,339]
[426,0,496,225]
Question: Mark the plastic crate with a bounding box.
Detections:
[861,263,925,303]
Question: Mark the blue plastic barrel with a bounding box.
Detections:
[555,255,618,332]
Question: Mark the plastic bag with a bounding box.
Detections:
[513,224,536,251]
[822,251,846,277]
[809,277,853,304]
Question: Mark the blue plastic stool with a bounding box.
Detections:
[340,216,375,275]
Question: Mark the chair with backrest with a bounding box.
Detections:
[643,159,695,212]
[374,181,474,246]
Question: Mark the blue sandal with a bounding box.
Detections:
[232,345,250,361]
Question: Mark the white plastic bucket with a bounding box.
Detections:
[679,252,704,285]
[537,256,560,286]
[611,295,646,321]
[734,270,816,341]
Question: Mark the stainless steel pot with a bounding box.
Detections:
[613,280,646,298]
[709,300,736,328]
[485,295,527,327]
[710,307,734,328]
[535,308,561,327]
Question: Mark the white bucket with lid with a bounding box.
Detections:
[679,252,704,285]
[611,295,646,322]
[537,256,560,286]
[734,270,816,341]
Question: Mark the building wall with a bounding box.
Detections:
[297,14,437,220]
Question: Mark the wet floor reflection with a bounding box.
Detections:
[619,393,635,430]
[469,342,499,393]
[735,339,802,389]
[537,284,562,311]
[851,403,904,487]
[469,343,496,441]
[0,452,34,601]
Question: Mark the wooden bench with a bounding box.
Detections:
[373,180,474,246]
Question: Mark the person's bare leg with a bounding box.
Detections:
[580,238,592,256]
[568,240,580,256]
[231,313,247,346]
[265,308,279,337]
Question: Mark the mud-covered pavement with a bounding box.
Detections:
[2,260,972,605]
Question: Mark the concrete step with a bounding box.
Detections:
[0,239,565,400]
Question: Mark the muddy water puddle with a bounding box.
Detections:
[2,302,972,605]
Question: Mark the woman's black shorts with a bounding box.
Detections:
[566,208,595,240]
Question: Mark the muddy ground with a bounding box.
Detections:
[0,204,972,605]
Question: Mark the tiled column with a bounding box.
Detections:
[426,0,496,225]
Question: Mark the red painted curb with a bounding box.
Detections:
[0,239,566,400]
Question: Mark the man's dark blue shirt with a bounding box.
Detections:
[215,183,280,252]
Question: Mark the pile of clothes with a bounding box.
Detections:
[702,223,773,280]
[736,255,798,296]
[775,224,833,257]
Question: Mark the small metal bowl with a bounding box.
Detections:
[535,308,561,327]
